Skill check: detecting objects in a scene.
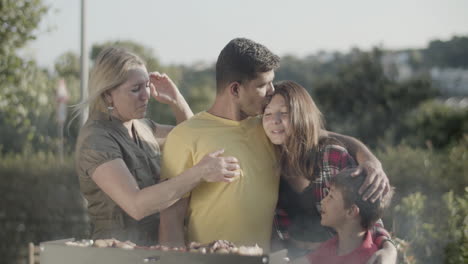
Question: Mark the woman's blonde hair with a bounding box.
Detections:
[72,47,145,121]
[273,80,326,179]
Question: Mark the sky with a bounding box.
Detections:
[25,0,468,69]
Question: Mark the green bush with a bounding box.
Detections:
[0,152,89,263]
[377,138,468,263]
[393,189,468,264]
[377,136,468,198]
[402,100,468,149]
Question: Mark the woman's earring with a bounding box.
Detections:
[107,105,114,121]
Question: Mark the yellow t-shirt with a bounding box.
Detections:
[161,111,279,250]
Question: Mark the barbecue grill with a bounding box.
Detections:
[39,238,289,264]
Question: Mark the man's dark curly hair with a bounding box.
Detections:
[330,168,394,229]
[215,38,280,93]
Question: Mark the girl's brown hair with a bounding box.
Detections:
[273,80,326,180]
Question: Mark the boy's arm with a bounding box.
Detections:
[327,131,390,202]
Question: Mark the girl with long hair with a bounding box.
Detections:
[263,81,396,263]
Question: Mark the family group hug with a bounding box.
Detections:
[75,37,397,264]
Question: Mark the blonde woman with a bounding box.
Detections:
[75,47,240,245]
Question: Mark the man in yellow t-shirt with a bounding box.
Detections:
[160,112,278,249]
[159,38,281,250]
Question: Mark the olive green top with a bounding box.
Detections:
[75,112,161,246]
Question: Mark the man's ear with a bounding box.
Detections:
[229,82,240,98]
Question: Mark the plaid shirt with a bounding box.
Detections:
[275,139,390,248]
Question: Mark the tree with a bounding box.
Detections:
[312,49,439,147]
[0,60,56,153]
[0,0,49,88]
[0,0,54,154]
[55,51,80,79]
[276,51,349,95]
[424,36,468,69]
[0,0,49,55]
[402,100,468,148]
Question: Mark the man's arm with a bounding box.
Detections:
[366,241,398,264]
[327,131,390,202]
[159,197,189,247]
[368,221,397,264]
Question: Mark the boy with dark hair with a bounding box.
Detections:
[304,168,394,264]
